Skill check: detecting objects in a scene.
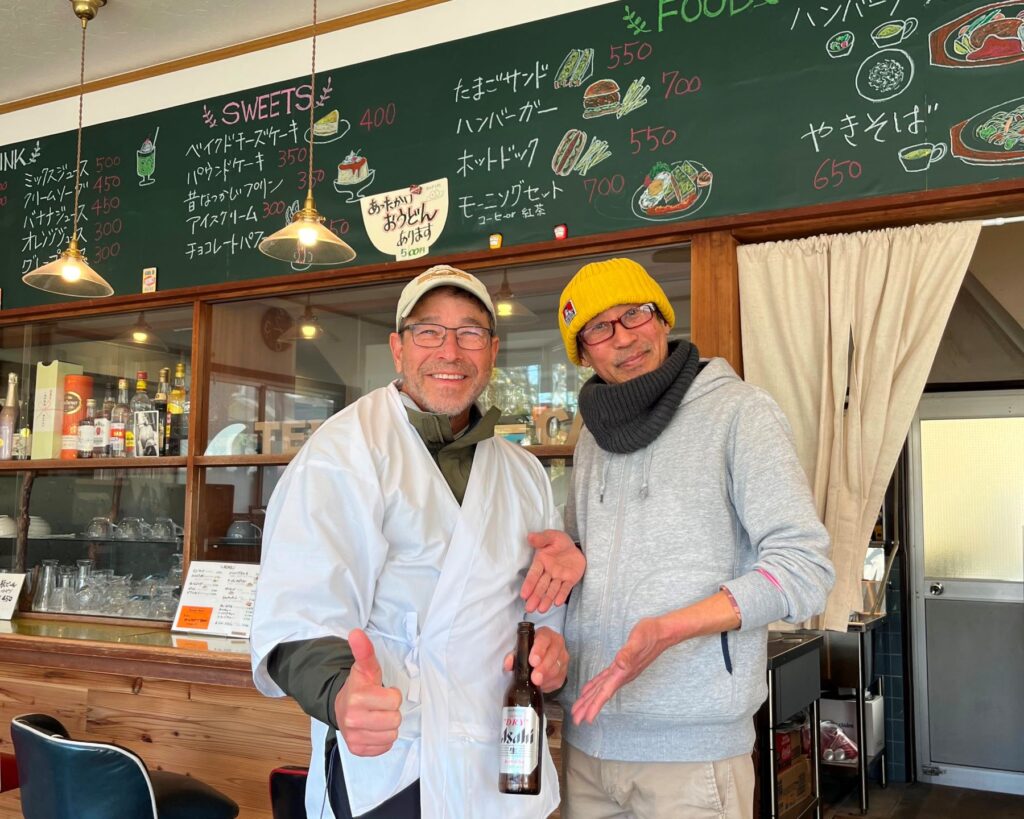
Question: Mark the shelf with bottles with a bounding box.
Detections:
[0,305,193,469]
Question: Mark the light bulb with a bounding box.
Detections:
[298,225,319,247]
[61,260,82,281]
[300,323,318,339]
[497,303,513,317]
[132,330,149,343]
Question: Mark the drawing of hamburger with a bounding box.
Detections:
[582,79,620,119]
[551,128,587,176]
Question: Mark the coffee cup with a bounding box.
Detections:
[85,516,118,539]
[871,17,917,48]
[151,518,184,540]
[117,517,151,540]
[226,520,262,541]
[898,142,946,173]
[0,515,16,538]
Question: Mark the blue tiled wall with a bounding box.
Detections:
[872,559,908,782]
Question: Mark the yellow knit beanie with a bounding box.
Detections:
[558,258,675,365]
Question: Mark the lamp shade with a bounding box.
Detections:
[494,271,537,326]
[278,303,337,342]
[22,246,114,298]
[258,203,356,265]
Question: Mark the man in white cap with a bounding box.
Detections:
[251,265,583,819]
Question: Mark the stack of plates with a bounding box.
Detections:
[28,516,51,538]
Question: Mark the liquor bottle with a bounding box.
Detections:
[499,621,544,795]
[110,378,130,458]
[128,371,156,457]
[77,399,97,459]
[167,362,189,456]
[154,367,170,455]
[12,398,32,461]
[0,373,18,461]
[93,382,115,458]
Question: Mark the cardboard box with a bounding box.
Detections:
[821,695,885,759]
[31,360,82,460]
[776,754,812,815]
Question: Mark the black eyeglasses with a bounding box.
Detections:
[578,303,658,346]
[399,322,493,350]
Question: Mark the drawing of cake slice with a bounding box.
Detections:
[313,109,339,137]
[337,150,369,185]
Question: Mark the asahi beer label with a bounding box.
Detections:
[500,706,540,776]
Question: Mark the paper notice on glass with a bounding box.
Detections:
[171,561,259,638]
[359,178,448,261]
[0,573,25,620]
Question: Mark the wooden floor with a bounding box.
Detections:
[825,782,1024,818]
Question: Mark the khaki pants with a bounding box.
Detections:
[562,742,754,819]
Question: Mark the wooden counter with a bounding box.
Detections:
[0,619,318,819]
[0,620,564,818]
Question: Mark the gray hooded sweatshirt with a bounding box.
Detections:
[560,357,834,762]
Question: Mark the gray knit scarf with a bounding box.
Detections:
[578,340,701,454]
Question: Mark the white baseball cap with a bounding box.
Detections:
[395,265,496,331]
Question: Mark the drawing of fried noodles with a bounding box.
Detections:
[867,58,905,94]
[975,103,1024,149]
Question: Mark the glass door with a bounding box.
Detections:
[909,390,1024,795]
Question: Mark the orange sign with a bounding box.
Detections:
[176,605,214,630]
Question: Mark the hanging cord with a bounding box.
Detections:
[307,0,317,198]
[71,18,87,248]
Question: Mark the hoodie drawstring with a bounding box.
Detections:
[640,446,654,499]
[599,448,654,502]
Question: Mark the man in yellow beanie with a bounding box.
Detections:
[553,258,834,818]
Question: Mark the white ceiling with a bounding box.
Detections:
[0,0,402,106]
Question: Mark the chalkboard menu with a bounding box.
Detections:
[3,0,1024,308]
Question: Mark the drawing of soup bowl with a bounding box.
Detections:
[898,142,946,172]
[872,17,917,48]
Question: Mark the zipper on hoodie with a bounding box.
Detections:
[595,452,631,715]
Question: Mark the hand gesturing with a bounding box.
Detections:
[520,530,586,613]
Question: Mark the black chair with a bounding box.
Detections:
[269,765,308,819]
[11,713,239,819]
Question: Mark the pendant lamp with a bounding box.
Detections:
[279,296,337,342]
[120,311,168,350]
[22,0,113,299]
[493,270,538,326]
[259,0,356,266]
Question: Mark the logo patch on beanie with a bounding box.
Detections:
[562,299,576,327]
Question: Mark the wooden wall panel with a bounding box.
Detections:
[0,662,309,819]
[691,231,743,377]
[0,658,565,818]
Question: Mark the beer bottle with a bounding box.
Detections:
[499,621,543,795]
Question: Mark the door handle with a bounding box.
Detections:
[929,582,944,596]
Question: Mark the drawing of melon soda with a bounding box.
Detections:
[137,126,158,187]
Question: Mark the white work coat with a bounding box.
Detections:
[251,384,563,819]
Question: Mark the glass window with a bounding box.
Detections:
[195,465,286,563]
[1,467,187,620]
[922,416,1024,581]
[203,244,690,454]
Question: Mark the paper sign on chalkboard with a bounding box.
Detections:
[360,178,449,260]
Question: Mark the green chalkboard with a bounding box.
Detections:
[3,0,1024,308]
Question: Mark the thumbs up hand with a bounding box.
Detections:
[334,628,403,757]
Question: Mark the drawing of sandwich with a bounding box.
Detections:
[555,48,595,89]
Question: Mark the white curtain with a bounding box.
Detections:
[738,222,981,631]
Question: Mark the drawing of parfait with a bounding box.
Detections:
[137,127,158,186]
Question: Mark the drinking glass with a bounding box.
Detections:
[54,566,76,613]
[75,558,93,591]
[31,560,58,612]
